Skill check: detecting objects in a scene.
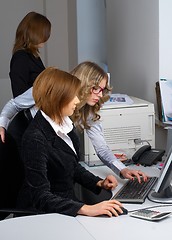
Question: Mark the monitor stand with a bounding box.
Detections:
[148,187,172,204]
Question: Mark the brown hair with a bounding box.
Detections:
[33,67,81,124]
[13,11,51,57]
[70,61,112,130]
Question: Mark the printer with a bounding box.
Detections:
[81,96,155,166]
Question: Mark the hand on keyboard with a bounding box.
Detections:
[97,175,118,190]
[120,168,148,183]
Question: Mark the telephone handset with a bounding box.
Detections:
[132,145,165,166]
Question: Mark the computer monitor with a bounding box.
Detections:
[148,146,172,204]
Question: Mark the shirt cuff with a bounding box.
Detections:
[0,116,10,129]
[110,160,126,177]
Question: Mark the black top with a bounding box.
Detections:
[18,111,102,217]
[9,50,45,97]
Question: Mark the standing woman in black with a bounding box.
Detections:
[8,11,51,152]
[0,12,51,221]
[10,11,51,97]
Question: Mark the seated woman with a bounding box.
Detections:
[17,67,124,217]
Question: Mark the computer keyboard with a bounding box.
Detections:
[111,177,158,203]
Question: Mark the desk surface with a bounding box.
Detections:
[77,204,172,240]
[0,164,171,240]
[76,164,172,240]
[0,213,94,240]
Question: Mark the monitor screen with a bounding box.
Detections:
[148,146,172,203]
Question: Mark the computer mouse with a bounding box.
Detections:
[118,207,128,216]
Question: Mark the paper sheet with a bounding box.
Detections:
[159,79,172,125]
[105,93,134,105]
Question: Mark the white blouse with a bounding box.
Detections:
[41,111,76,155]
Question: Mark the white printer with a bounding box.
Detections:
[81,95,155,166]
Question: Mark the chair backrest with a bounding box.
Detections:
[0,111,39,220]
[0,111,29,220]
[0,111,30,212]
[0,131,24,216]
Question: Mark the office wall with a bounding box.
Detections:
[106,0,168,149]
[76,0,107,69]
[159,0,172,79]
[158,0,172,150]
[45,0,76,71]
[106,0,159,105]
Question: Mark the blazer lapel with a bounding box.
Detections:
[35,111,79,159]
[53,136,77,156]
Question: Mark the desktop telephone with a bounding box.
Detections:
[132,145,165,166]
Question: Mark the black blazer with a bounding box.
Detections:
[9,50,45,97]
[18,111,102,216]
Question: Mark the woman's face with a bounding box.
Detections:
[86,77,107,106]
[62,96,80,117]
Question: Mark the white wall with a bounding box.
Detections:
[159,0,172,79]
[158,0,172,150]
[105,0,168,149]
[45,0,71,71]
[106,0,159,105]
[76,0,107,70]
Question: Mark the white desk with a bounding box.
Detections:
[0,213,95,240]
[76,164,172,240]
[77,204,172,240]
[0,164,171,240]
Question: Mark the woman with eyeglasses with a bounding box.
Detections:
[0,61,147,182]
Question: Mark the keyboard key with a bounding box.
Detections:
[111,177,157,203]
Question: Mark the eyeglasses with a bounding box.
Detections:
[92,86,105,94]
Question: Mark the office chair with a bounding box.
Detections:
[0,112,37,220]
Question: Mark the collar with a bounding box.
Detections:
[41,111,73,135]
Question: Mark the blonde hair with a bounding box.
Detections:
[70,61,112,130]
[13,11,51,57]
[33,67,81,124]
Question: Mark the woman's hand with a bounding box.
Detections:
[120,168,148,183]
[78,199,123,217]
[0,127,5,143]
[97,175,118,190]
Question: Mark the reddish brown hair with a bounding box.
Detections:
[13,11,51,57]
[33,67,81,124]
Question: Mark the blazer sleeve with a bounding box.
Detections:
[73,163,102,194]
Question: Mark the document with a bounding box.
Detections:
[105,93,134,105]
[159,79,172,125]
